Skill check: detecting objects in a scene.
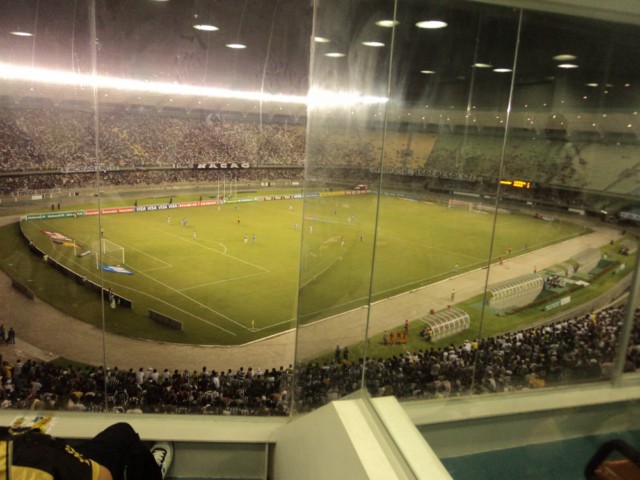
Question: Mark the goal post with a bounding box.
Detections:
[447,199,474,211]
[92,238,125,267]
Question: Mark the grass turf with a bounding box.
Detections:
[2,192,589,345]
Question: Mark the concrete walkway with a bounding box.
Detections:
[0,213,622,372]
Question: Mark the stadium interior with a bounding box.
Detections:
[1,0,640,479]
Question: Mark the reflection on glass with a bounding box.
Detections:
[298,0,639,412]
[0,0,638,418]
[0,0,309,415]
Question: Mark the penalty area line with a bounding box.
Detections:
[120,242,173,268]
[178,271,267,292]
[133,267,249,334]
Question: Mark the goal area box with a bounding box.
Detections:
[92,238,125,266]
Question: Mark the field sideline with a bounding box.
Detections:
[11,191,589,346]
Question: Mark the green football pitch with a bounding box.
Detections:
[12,193,588,345]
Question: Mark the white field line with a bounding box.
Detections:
[120,242,172,269]
[35,219,246,334]
[33,240,237,336]
[134,227,275,330]
[149,225,269,272]
[129,267,245,334]
[178,271,266,292]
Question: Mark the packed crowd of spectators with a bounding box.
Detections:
[0,107,306,173]
[296,306,640,411]
[0,306,636,416]
[0,359,294,416]
[0,167,304,195]
[2,105,636,199]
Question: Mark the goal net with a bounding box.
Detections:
[447,199,475,211]
[447,199,511,215]
[93,238,125,267]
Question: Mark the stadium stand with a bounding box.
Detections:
[0,168,304,196]
[0,103,639,418]
[0,107,305,172]
[0,306,635,415]
[2,104,640,210]
[296,306,639,410]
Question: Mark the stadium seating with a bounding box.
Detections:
[0,305,635,415]
[2,104,640,202]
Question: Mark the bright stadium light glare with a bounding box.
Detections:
[307,88,388,108]
[0,63,306,104]
[0,63,388,107]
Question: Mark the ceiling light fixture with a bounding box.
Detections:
[420,70,435,74]
[375,20,399,28]
[493,68,512,73]
[226,43,246,49]
[416,20,447,29]
[314,36,330,43]
[557,63,578,69]
[324,52,345,58]
[552,54,577,61]
[361,41,385,47]
[473,63,492,68]
[193,24,219,31]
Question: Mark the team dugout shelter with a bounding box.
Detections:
[420,307,471,342]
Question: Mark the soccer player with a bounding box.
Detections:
[193,231,197,240]
[244,234,248,244]
[252,233,256,244]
